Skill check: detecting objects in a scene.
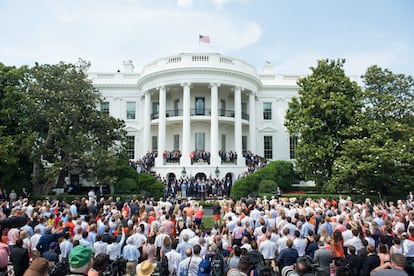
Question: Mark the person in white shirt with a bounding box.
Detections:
[30,227,42,258]
[293,230,307,257]
[59,233,73,260]
[187,244,202,276]
[165,240,182,276]
[178,248,193,276]
[106,228,126,260]
[93,234,108,257]
[126,226,147,250]
[344,229,362,251]
[259,233,277,260]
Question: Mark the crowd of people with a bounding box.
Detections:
[219,151,238,163]
[130,152,156,174]
[162,150,182,163]
[190,150,211,164]
[0,190,413,275]
[159,176,234,200]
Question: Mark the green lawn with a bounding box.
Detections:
[201,216,215,230]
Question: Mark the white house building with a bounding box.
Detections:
[90,53,300,181]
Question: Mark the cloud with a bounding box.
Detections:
[177,0,193,8]
[212,0,249,10]
[0,1,263,72]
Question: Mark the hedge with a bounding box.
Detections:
[231,160,294,199]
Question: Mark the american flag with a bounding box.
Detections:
[199,35,210,43]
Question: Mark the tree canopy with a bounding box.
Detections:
[285,59,361,191]
[332,66,414,194]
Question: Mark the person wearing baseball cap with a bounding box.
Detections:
[68,245,94,275]
[23,257,49,276]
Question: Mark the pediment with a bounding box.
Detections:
[124,126,140,132]
[258,126,278,132]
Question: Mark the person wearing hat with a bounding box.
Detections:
[137,260,156,276]
[68,245,94,276]
[23,257,49,276]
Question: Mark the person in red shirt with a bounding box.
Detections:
[194,206,204,230]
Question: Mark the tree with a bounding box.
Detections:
[0,63,32,189]
[332,66,414,194]
[285,59,361,191]
[22,60,126,195]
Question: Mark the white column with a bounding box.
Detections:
[181,83,191,166]
[210,83,220,165]
[156,86,166,166]
[249,92,257,153]
[234,87,243,165]
[143,91,151,155]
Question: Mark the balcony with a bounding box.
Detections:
[151,109,249,120]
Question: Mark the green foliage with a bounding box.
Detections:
[332,66,414,194]
[115,178,137,193]
[231,161,294,199]
[0,63,32,187]
[19,60,126,195]
[258,180,277,194]
[285,59,361,191]
[110,160,163,198]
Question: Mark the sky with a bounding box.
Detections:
[0,0,413,77]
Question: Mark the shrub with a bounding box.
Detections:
[258,179,277,194]
[231,160,294,199]
[115,178,137,193]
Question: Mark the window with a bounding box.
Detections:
[152,102,159,113]
[126,102,136,119]
[195,133,205,150]
[242,136,247,151]
[263,102,272,120]
[264,136,273,159]
[242,102,247,114]
[174,134,180,150]
[101,101,109,114]
[174,99,180,116]
[152,136,158,152]
[220,100,226,116]
[126,136,135,159]
[290,136,298,159]
[221,135,226,151]
[195,97,205,115]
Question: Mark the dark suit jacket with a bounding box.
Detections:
[361,254,380,276]
[277,248,299,268]
[10,247,29,276]
[346,254,362,276]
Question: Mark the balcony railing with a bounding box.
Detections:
[190,108,211,116]
[150,109,249,120]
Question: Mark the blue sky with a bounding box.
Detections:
[0,0,413,77]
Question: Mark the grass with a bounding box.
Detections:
[201,216,215,230]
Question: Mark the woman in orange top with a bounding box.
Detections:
[330,230,345,258]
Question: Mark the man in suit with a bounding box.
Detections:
[345,246,362,276]
[10,239,29,276]
[277,239,299,270]
[313,241,333,276]
[361,244,380,276]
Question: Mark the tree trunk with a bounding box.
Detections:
[32,159,42,196]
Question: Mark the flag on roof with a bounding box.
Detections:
[199,35,210,43]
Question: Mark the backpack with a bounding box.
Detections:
[197,258,211,276]
[246,251,276,276]
[206,252,225,276]
[159,255,169,275]
[49,258,70,276]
